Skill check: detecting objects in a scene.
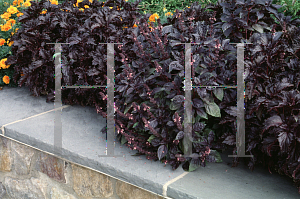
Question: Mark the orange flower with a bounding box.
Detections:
[7,5,19,14]
[50,0,58,5]
[1,24,12,32]
[2,75,10,84]
[23,1,31,7]
[0,39,6,46]
[1,12,11,20]
[40,10,47,14]
[149,13,159,22]
[7,19,16,26]
[17,12,23,17]
[0,58,10,69]
[133,24,138,28]
[7,40,14,47]
[165,12,173,17]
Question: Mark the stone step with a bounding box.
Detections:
[0,85,299,199]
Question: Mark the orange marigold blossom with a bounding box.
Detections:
[8,41,14,47]
[2,75,10,84]
[17,12,23,17]
[149,13,159,22]
[17,0,24,6]
[0,58,10,69]
[1,12,11,20]
[50,0,58,5]
[23,1,31,7]
[7,19,16,26]
[165,12,173,16]
[1,24,12,32]
[0,39,6,46]
[7,6,18,14]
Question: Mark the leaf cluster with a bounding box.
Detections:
[3,0,300,193]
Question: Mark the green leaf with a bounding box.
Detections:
[204,102,221,117]
[154,92,161,99]
[133,122,139,128]
[210,150,223,163]
[147,135,156,143]
[195,115,201,123]
[252,24,264,33]
[148,68,156,75]
[179,140,183,152]
[169,101,181,110]
[189,162,200,172]
[201,93,215,104]
[124,104,132,114]
[202,127,212,137]
[121,135,127,145]
[131,152,144,156]
[192,115,196,124]
[213,88,224,101]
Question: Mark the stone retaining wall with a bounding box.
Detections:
[0,135,164,199]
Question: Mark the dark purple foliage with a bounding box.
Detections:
[4,0,300,193]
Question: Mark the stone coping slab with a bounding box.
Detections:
[0,86,299,199]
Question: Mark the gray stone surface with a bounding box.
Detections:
[4,177,46,198]
[0,182,7,198]
[50,187,78,199]
[11,141,35,175]
[1,86,300,199]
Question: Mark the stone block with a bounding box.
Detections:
[4,177,46,198]
[116,180,163,199]
[0,137,12,172]
[71,164,113,198]
[50,187,78,199]
[11,141,35,175]
[0,182,7,198]
[35,152,66,183]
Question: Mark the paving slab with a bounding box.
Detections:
[0,85,299,199]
